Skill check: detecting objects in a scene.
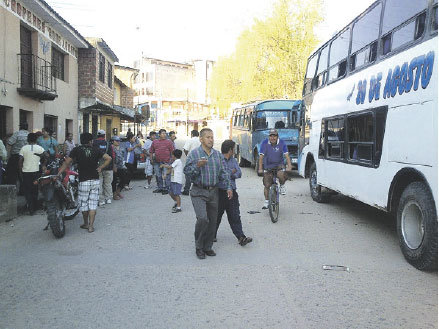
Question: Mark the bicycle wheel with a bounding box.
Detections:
[268,184,279,223]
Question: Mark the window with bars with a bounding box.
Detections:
[99,53,105,83]
[107,64,112,88]
[51,47,64,81]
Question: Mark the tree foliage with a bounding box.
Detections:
[209,0,323,115]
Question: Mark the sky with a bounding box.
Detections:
[45,0,376,66]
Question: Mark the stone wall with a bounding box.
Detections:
[0,185,17,222]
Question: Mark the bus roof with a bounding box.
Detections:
[237,99,302,110]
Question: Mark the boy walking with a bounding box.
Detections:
[162,149,184,213]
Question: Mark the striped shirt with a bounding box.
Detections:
[7,130,28,155]
[184,145,231,190]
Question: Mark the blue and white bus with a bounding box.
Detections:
[298,0,437,270]
[231,100,302,173]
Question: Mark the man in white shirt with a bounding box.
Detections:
[182,129,201,195]
[18,133,46,215]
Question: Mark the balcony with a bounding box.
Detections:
[17,54,57,101]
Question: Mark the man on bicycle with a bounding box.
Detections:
[258,129,292,209]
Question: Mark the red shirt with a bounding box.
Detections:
[150,139,174,163]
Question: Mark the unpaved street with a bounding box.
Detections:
[0,152,437,328]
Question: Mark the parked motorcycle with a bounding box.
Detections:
[36,156,79,238]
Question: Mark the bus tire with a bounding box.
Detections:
[309,162,330,203]
[237,148,249,167]
[397,182,437,271]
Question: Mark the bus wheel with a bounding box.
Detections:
[237,149,249,167]
[309,162,330,203]
[397,182,437,271]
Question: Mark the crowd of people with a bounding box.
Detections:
[0,123,298,258]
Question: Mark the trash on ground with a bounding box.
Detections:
[247,210,261,214]
[322,265,350,272]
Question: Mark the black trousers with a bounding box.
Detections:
[216,189,244,240]
[125,161,137,186]
[5,154,21,187]
[22,171,40,212]
[112,169,127,192]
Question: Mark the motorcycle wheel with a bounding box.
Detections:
[47,200,66,238]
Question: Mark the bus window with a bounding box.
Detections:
[243,111,249,130]
[328,29,350,83]
[381,0,427,55]
[254,111,291,130]
[432,4,438,32]
[350,3,382,71]
[304,54,318,95]
[347,112,373,163]
[326,118,345,159]
[374,107,388,166]
[316,45,329,88]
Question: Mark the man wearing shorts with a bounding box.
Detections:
[258,129,292,209]
[58,133,111,233]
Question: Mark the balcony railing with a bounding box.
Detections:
[17,54,57,101]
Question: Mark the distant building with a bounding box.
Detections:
[132,57,214,134]
[78,38,140,139]
[0,0,88,142]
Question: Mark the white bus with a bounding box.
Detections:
[298,0,437,270]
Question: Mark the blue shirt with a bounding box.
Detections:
[218,155,241,190]
[259,138,288,169]
[37,136,58,156]
[124,141,138,164]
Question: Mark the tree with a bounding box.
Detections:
[209,0,323,116]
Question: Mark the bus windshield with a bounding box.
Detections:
[254,110,295,130]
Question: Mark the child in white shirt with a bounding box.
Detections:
[161,149,183,213]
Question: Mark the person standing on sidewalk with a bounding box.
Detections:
[150,129,174,195]
[161,149,184,213]
[0,138,7,184]
[169,131,177,148]
[58,132,111,233]
[184,128,232,259]
[18,133,46,215]
[93,130,115,206]
[215,140,252,246]
[111,136,127,200]
[63,133,76,156]
[124,133,141,190]
[5,122,29,189]
[142,131,156,189]
[182,129,201,195]
[37,127,58,160]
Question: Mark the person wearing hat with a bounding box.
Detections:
[5,122,29,188]
[257,128,292,209]
[93,130,115,206]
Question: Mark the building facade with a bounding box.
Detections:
[0,0,88,143]
[132,57,214,135]
[78,37,120,139]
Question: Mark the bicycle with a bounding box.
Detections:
[267,168,283,223]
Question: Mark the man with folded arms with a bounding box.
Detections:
[184,128,232,259]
